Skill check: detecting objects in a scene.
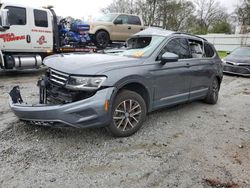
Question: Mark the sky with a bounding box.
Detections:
[1,0,239,20]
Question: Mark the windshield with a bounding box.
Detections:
[96,14,118,22]
[117,36,165,58]
[231,47,250,57]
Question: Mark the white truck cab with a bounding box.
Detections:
[0,2,54,70]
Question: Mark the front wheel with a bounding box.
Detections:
[107,90,147,137]
[204,78,219,104]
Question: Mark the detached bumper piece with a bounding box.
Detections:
[9,86,23,103]
[9,86,115,128]
[223,63,250,77]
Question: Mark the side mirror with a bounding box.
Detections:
[114,19,122,25]
[0,9,10,30]
[160,52,179,64]
[226,51,230,55]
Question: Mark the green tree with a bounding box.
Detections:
[236,0,250,33]
[209,21,232,33]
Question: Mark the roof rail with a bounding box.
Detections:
[174,32,207,41]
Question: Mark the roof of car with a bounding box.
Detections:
[134,27,175,37]
[134,27,207,41]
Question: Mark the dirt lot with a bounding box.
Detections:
[0,71,249,188]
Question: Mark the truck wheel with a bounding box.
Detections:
[204,78,219,104]
[95,31,110,49]
[107,90,147,137]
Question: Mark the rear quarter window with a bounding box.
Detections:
[204,42,215,57]
[128,16,141,25]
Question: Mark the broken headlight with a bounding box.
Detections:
[66,76,106,91]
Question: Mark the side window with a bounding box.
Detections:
[128,16,141,25]
[158,38,191,60]
[115,15,128,24]
[189,39,204,58]
[5,6,26,25]
[34,9,48,27]
[204,42,215,57]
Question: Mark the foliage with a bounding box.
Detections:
[102,0,232,34]
[194,0,228,34]
[102,0,196,32]
[217,51,228,59]
[236,0,250,33]
[209,21,232,34]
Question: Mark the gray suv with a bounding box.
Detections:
[9,28,223,137]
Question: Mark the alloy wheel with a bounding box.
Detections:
[113,99,142,132]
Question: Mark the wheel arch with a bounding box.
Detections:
[95,29,110,38]
[113,81,151,112]
[215,75,222,90]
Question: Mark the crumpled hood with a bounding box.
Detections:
[43,53,143,75]
[224,54,250,65]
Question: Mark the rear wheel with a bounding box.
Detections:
[95,31,110,49]
[107,90,147,137]
[204,78,219,104]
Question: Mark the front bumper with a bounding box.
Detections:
[223,63,250,77]
[9,87,115,128]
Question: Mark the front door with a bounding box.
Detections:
[112,15,131,41]
[152,38,192,109]
[0,5,31,52]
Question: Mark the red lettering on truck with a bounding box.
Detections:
[0,33,26,42]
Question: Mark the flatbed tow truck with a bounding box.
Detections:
[0,2,122,71]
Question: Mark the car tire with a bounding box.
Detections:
[107,90,147,137]
[95,31,110,49]
[204,78,219,104]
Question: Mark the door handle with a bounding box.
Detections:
[140,28,144,30]
[186,63,190,68]
[128,26,131,30]
[26,35,31,43]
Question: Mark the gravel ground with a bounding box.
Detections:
[0,71,249,188]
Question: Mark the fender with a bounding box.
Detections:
[110,75,154,112]
[89,25,111,37]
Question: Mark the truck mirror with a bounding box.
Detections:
[0,9,10,30]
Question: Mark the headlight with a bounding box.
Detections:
[66,76,106,90]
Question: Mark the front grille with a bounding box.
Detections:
[49,69,69,86]
[223,65,250,75]
[239,65,250,70]
[46,84,96,104]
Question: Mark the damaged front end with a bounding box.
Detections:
[9,69,114,128]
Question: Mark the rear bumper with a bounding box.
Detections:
[9,87,115,128]
[223,63,250,77]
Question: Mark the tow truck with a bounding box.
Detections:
[0,2,98,71]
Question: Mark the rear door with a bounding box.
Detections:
[152,37,192,109]
[0,5,31,52]
[188,40,216,100]
[127,15,143,35]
